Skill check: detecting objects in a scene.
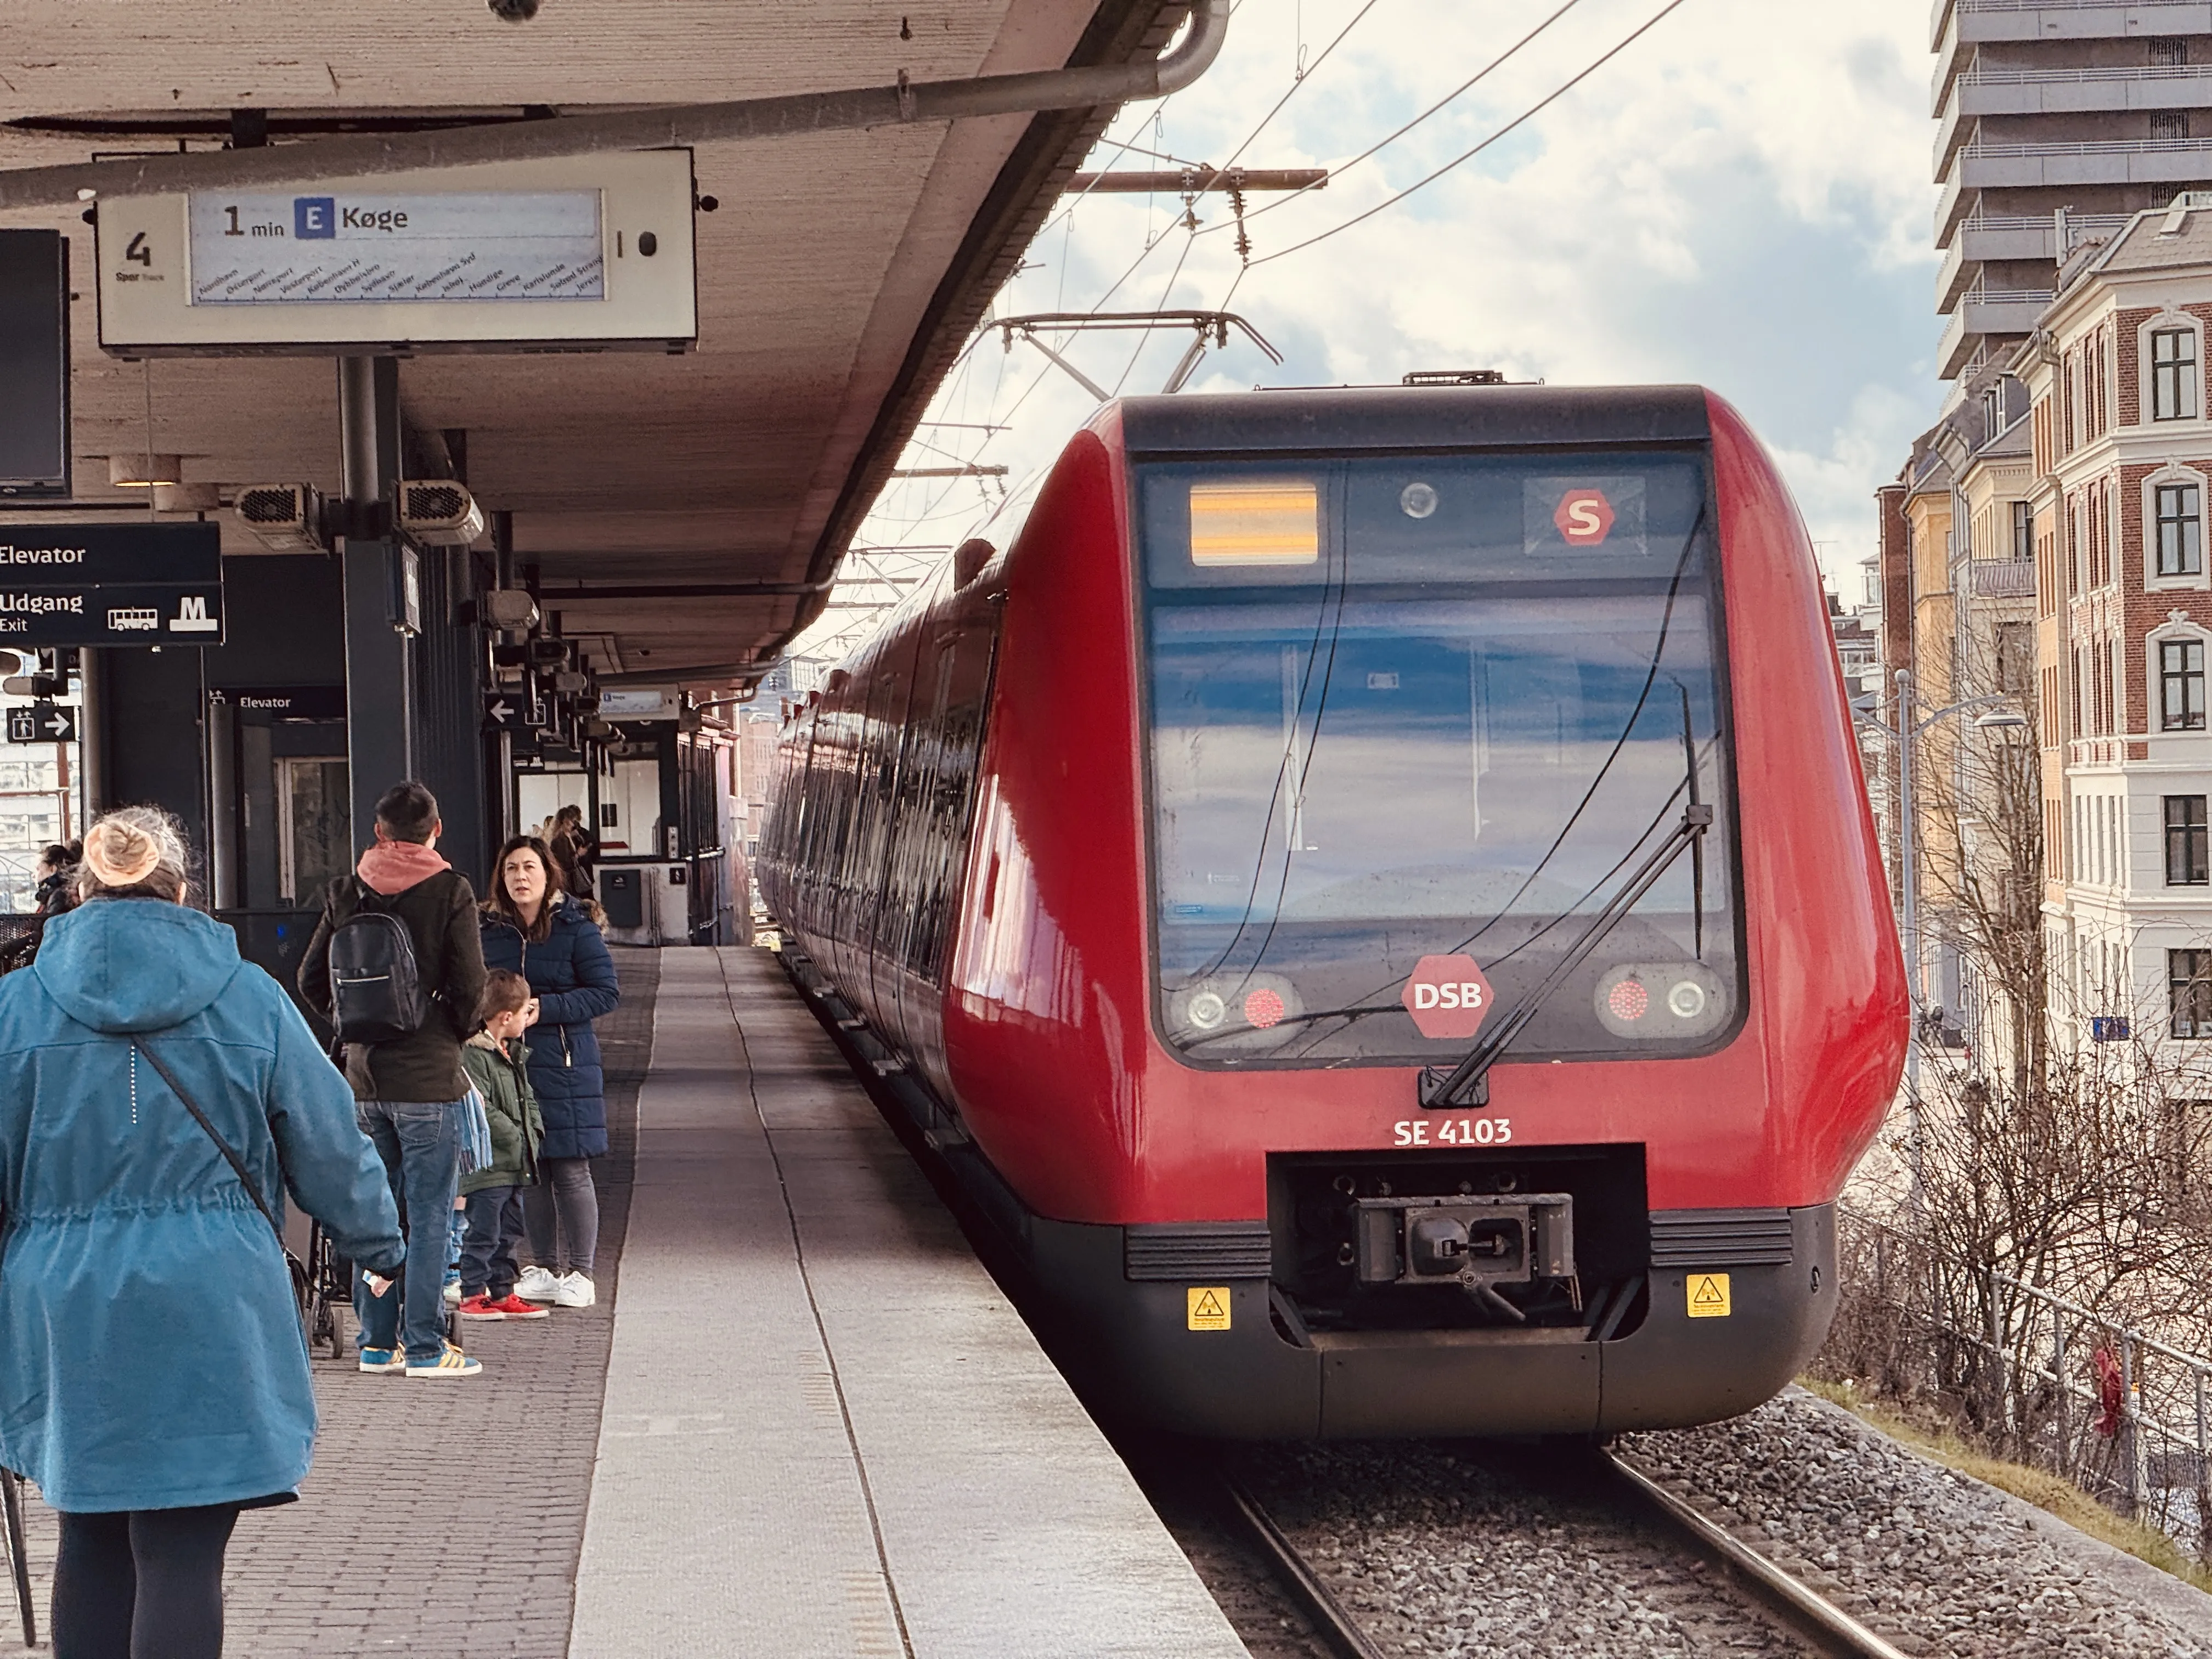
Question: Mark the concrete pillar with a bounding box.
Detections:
[338,355,409,851]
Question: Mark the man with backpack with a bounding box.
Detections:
[300,780,489,1379]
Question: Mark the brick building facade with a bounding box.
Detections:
[2019,199,2212,1057]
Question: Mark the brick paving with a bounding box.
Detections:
[3,947,661,1657]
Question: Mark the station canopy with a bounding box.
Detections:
[0,0,1182,685]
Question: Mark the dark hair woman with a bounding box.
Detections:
[479,835,618,1309]
[0,808,404,1658]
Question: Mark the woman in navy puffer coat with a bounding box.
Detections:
[479,836,618,1308]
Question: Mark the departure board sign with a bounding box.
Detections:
[0,522,223,646]
[96,150,695,355]
[185,191,605,307]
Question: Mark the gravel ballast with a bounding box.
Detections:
[1621,1385,2212,1658]
[1235,1439,1813,1656]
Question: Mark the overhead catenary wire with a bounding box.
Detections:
[1217,0,1589,236]
[1250,0,1695,266]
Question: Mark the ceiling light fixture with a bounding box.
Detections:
[109,453,182,488]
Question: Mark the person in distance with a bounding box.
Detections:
[455,969,552,1323]
[546,803,596,903]
[479,835,618,1309]
[298,780,489,1378]
[0,807,404,1659]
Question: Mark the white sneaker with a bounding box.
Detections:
[442,1279,463,1307]
[553,1272,596,1309]
[515,1265,560,1302]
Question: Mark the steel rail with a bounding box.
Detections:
[1216,1476,1390,1659]
[1604,1450,1912,1659]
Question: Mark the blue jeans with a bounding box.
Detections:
[352,1098,462,1358]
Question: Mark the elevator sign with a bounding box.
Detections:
[0,522,223,645]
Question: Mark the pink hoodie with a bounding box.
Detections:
[356,837,451,895]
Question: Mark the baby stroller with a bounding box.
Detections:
[291,1219,352,1362]
[1,1463,33,1646]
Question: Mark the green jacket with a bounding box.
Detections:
[459,1031,543,1195]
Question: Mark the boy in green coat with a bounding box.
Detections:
[456,970,551,1321]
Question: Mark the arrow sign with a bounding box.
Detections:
[7,702,75,744]
[486,696,516,727]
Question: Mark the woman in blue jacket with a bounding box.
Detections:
[479,835,619,1309]
[0,808,404,1659]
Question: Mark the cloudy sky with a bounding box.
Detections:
[831,0,1941,648]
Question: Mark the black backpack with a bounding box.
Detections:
[328,882,430,1045]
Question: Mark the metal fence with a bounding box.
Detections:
[1826,1207,2212,1555]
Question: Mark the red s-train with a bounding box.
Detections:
[760,384,1905,1438]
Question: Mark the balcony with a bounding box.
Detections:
[1938,135,2212,241]
[1938,286,2054,378]
[1971,558,2039,597]
[1936,64,2212,174]
[1934,2,2212,96]
[1936,210,2128,307]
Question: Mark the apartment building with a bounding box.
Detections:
[2017,198,2212,1060]
[1934,1,2212,386]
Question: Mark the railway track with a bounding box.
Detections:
[1189,1441,1915,1659]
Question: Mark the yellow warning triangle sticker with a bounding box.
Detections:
[1193,1290,1224,1318]
[1686,1273,1731,1318]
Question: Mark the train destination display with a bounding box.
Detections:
[0,522,223,645]
[94,151,698,354]
[185,191,605,307]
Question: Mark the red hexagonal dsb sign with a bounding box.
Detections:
[1554,487,1616,546]
[1401,953,1494,1041]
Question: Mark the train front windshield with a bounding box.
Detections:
[1138,450,1740,1067]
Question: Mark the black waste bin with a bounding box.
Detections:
[601,867,644,930]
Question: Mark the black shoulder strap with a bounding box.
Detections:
[133,1039,284,1245]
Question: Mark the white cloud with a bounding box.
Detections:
[826,0,1944,654]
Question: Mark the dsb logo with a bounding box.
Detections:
[1409,981,1484,1011]
[1401,953,1493,1040]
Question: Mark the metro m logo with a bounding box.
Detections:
[168,595,219,634]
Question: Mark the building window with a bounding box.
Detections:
[2158,481,2204,575]
[2173,949,2212,1037]
[2151,36,2191,66]
[2010,499,2033,560]
[2169,796,2210,884]
[2152,327,2199,421]
[1995,621,2034,693]
[2164,638,2208,730]
[2154,110,2193,141]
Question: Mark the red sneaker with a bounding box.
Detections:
[456,1294,507,1322]
[486,1294,550,1320]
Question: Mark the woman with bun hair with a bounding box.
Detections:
[0,807,404,1658]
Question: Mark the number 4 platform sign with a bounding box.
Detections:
[0,522,223,646]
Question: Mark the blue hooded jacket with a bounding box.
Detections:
[479,898,619,1160]
[0,899,403,1513]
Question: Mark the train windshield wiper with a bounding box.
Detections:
[1416,802,1713,1110]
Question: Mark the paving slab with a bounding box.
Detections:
[568,946,1248,1659]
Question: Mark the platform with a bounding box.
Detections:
[2,947,1247,1658]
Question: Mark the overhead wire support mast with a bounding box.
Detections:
[0,0,1230,208]
[1063,167,1328,193]
[996,310,1283,399]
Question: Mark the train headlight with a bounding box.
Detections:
[1595,963,1728,1040]
[1187,990,1227,1030]
[1172,977,1302,1044]
[1400,481,1438,520]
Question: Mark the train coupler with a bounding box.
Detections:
[1353,1192,1576,1318]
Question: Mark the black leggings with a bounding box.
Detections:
[53,1504,240,1659]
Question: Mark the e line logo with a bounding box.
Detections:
[295,198,336,240]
